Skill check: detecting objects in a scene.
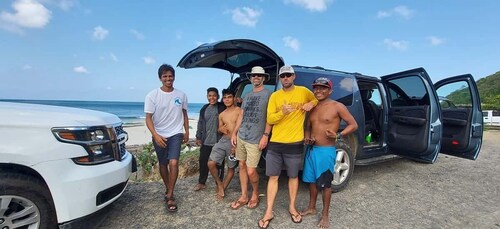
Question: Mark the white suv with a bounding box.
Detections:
[0,102,136,228]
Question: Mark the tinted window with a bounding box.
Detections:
[387,75,429,106]
[436,81,472,108]
[293,72,354,106]
[227,53,262,68]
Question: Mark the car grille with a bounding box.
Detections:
[113,124,128,161]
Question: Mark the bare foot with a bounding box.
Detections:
[300,208,317,216]
[318,215,329,228]
[193,183,206,191]
[216,184,225,200]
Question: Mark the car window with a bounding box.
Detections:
[370,87,382,106]
[386,76,429,106]
[227,53,263,68]
[294,72,354,106]
[436,81,472,109]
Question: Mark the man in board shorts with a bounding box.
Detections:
[300,77,358,228]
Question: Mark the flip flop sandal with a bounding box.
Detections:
[258,217,274,229]
[165,196,178,212]
[230,200,248,210]
[247,199,259,209]
[289,211,302,223]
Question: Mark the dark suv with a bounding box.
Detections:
[178,39,484,192]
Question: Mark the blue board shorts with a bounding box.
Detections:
[302,145,336,189]
[152,133,183,164]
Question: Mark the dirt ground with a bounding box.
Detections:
[98,130,500,228]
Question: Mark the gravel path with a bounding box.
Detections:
[99,131,500,228]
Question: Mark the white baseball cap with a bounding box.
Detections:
[279,65,295,76]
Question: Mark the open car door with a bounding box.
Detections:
[434,74,483,160]
[177,39,283,75]
[381,68,442,163]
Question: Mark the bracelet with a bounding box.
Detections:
[263,132,270,137]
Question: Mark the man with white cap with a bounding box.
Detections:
[230,66,272,210]
[258,65,318,228]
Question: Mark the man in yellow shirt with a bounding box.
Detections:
[258,66,317,228]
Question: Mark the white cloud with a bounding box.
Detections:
[22,64,32,70]
[283,36,300,52]
[383,38,408,51]
[284,0,332,12]
[0,0,52,33]
[130,29,145,40]
[227,7,262,27]
[57,0,77,11]
[377,5,414,20]
[376,11,390,18]
[143,56,155,65]
[38,0,78,11]
[93,26,108,40]
[110,53,118,62]
[73,66,88,73]
[426,36,445,46]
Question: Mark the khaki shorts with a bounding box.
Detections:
[235,136,262,168]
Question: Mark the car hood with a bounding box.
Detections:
[177,39,284,74]
[0,102,121,127]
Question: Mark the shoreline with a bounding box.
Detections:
[124,119,198,145]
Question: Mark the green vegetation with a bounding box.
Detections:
[133,142,200,181]
[137,142,158,176]
[446,71,500,110]
[476,71,500,110]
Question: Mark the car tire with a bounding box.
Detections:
[331,139,355,193]
[0,172,57,229]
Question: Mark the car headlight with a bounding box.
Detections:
[52,126,117,165]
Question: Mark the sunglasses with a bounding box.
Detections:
[279,73,293,78]
[251,74,264,78]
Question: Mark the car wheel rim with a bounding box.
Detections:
[0,195,41,228]
[332,148,350,186]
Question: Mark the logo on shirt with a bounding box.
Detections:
[174,97,182,106]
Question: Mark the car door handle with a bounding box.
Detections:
[471,123,482,137]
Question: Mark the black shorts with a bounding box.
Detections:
[265,142,304,178]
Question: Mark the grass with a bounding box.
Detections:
[128,142,201,181]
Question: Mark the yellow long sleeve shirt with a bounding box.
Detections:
[267,85,318,143]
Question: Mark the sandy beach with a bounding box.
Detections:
[124,119,198,145]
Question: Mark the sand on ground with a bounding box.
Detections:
[124,119,198,145]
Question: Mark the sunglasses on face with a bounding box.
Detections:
[251,74,264,78]
[279,73,293,78]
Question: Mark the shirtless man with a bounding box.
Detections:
[300,77,358,228]
[207,89,241,200]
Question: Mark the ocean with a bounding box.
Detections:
[0,99,205,125]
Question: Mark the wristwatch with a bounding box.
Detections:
[263,132,270,137]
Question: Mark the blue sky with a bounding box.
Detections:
[1,0,498,103]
